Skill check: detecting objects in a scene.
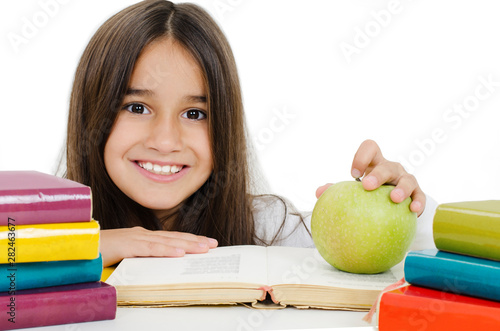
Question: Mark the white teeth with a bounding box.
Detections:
[138,162,183,175]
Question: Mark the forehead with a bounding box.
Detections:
[129,37,205,93]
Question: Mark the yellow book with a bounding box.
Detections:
[101,266,116,282]
[0,220,100,263]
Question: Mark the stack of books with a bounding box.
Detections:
[378,200,500,330]
[0,171,116,330]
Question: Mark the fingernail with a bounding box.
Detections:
[208,238,218,246]
[352,168,362,178]
[175,248,185,256]
[198,242,208,248]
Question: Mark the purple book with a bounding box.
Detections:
[0,171,92,225]
[0,282,116,329]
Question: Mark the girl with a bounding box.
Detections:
[65,0,431,268]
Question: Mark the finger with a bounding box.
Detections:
[362,161,405,191]
[133,240,186,258]
[142,235,212,254]
[315,183,333,199]
[131,235,216,259]
[134,227,218,248]
[410,188,426,216]
[387,174,426,216]
[160,231,219,248]
[351,139,385,179]
[389,173,419,203]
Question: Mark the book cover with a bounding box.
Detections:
[378,285,500,331]
[433,200,500,260]
[107,245,400,310]
[0,220,100,263]
[0,281,116,330]
[0,254,103,292]
[0,171,92,226]
[404,249,500,302]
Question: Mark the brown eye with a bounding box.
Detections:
[182,109,207,120]
[123,103,150,114]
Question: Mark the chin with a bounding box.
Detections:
[131,197,180,213]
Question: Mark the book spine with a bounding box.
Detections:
[433,205,500,261]
[378,286,500,331]
[0,186,92,226]
[0,254,103,292]
[0,221,100,263]
[404,250,500,302]
[0,282,116,329]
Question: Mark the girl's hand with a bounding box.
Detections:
[315,139,425,216]
[100,227,218,267]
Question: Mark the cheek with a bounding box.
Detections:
[103,118,130,167]
[199,129,214,171]
[103,132,120,179]
[103,137,116,169]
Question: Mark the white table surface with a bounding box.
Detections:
[24,306,377,331]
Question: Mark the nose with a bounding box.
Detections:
[144,113,183,153]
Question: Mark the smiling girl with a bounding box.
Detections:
[65,0,432,267]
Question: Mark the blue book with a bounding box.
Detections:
[404,249,500,302]
[0,254,102,292]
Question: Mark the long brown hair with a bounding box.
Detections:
[66,0,255,245]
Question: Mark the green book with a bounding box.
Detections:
[433,200,500,261]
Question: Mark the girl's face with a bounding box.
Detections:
[104,38,213,217]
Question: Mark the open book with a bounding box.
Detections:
[106,246,400,310]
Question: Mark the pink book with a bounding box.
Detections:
[0,171,92,225]
[0,282,116,329]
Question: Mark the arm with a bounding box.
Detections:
[100,227,218,267]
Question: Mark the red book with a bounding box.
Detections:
[378,285,500,331]
[0,171,92,225]
[0,282,116,329]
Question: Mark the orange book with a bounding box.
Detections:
[378,285,500,331]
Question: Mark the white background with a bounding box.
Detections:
[1,0,499,212]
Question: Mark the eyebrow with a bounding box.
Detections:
[125,88,154,97]
[125,88,206,103]
[185,95,207,103]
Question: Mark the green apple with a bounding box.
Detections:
[311,181,417,274]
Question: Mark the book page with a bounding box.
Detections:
[107,245,268,287]
[266,246,398,290]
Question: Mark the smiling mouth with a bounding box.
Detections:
[137,161,184,175]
